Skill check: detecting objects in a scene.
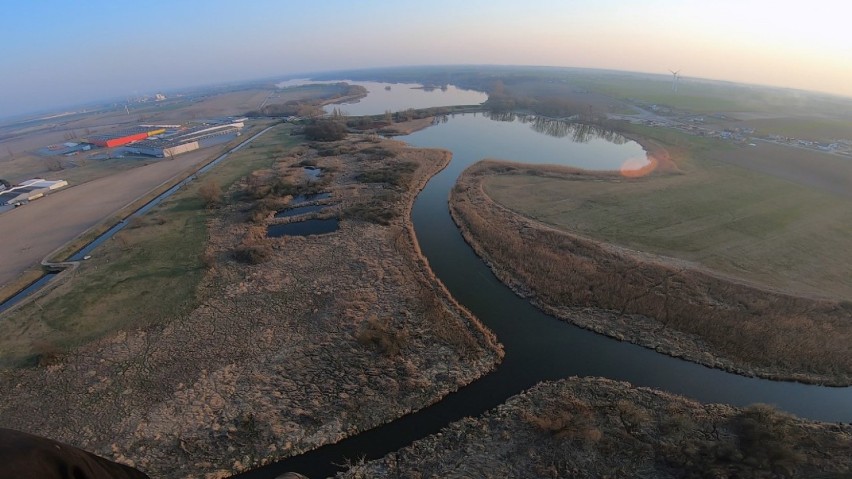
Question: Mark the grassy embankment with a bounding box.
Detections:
[0,125,300,367]
[343,378,852,478]
[451,125,852,384]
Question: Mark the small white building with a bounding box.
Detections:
[0,179,68,206]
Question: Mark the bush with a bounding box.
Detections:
[233,244,271,264]
[523,396,602,444]
[304,120,348,141]
[355,161,417,187]
[233,226,272,264]
[343,191,399,225]
[355,315,407,356]
[734,404,804,476]
[198,180,223,207]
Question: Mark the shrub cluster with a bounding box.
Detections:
[304,120,348,141]
[355,315,408,356]
[355,161,417,187]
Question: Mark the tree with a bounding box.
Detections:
[330,107,346,120]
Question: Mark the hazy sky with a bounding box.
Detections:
[2,0,850,117]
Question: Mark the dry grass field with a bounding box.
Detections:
[451,146,852,384]
[0,124,502,478]
[483,139,852,301]
[343,378,852,478]
[743,116,852,141]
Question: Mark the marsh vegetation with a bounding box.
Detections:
[342,378,852,478]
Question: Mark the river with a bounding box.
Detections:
[236,113,852,478]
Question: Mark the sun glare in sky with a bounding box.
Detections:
[1,0,849,116]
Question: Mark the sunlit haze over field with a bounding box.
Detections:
[2,0,850,116]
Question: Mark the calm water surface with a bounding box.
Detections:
[267,219,339,237]
[276,79,487,116]
[324,81,487,115]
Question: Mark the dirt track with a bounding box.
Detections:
[0,147,222,288]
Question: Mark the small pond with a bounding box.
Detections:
[267,219,340,237]
[303,166,322,182]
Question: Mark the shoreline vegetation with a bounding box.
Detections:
[341,377,852,478]
[449,158,852,386]
[0,122,502,477]
[247,82,369,118]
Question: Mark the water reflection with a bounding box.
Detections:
[324,81,487,116]
[407,113,648,172]
[530,118,628,144]
[267,218,340,237]
[482,111,628,143]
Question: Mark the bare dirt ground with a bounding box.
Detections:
[341,377,852,478]
[0,140,239,289]
[0,133,502,478]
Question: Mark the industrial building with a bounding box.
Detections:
[126,121,244,158]
[37,142,92,157]
[0,179,68,207]
[85,127,166,148]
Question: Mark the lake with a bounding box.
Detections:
[276,79,487,116]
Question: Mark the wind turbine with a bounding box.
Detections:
[669,70,681,93]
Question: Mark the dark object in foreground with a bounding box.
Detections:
[0,428,150,479]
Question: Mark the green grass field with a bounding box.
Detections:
[0,124,302,366]
[744,117,852,141]
[483,131,852,301]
